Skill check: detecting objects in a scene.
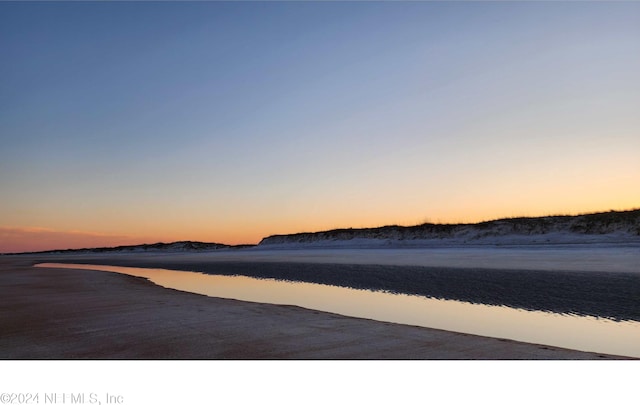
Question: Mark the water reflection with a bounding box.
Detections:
[36,263,640,358]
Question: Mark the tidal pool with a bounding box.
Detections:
[36,262,640,358]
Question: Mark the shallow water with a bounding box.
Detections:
[36,262,640,358]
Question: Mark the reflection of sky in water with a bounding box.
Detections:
[37,263,640,358]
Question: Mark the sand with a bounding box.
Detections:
[32,249,640,321]
[0,255,628,359]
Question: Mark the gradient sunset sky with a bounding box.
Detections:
[1,1,639,252]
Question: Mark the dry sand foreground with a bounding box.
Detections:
[0,256,625,359]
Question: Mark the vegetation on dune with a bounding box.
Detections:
[260,209,640,244]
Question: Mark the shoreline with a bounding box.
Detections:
[28,248,640,322]
[0,255,632,359]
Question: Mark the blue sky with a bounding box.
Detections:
[1,1,639,250]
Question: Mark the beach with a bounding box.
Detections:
[27,246,640,321]
[0,254,632,359]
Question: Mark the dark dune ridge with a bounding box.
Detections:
[260,208,640,244]
[39,256,640,322]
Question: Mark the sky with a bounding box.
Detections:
[1,1,639,252]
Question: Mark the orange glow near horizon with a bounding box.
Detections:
[2,202,638,253]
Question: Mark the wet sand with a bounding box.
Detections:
[37,250,640,321]
[0,255,628,359]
